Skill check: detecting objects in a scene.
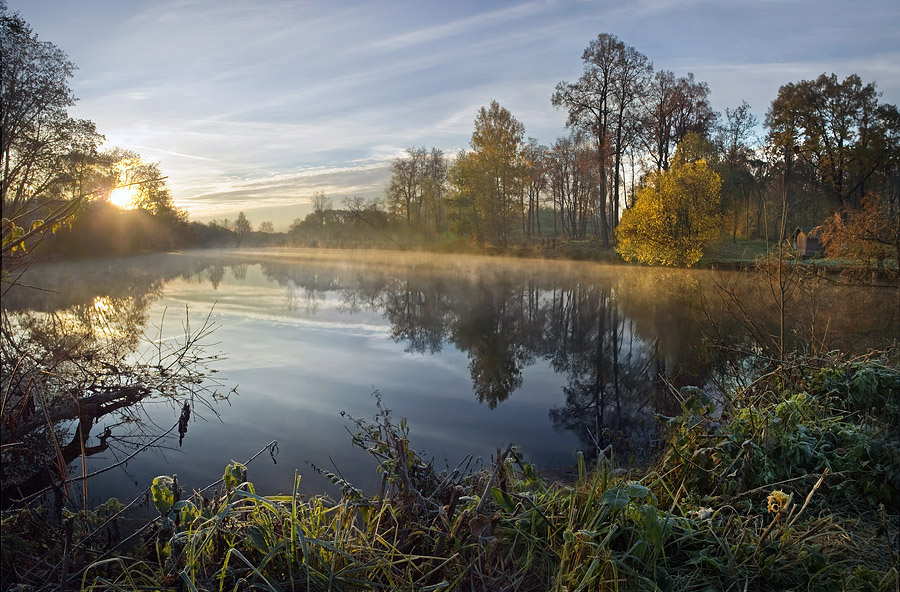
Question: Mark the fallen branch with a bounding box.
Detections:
[1,386,148,442]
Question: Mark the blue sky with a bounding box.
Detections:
[9,0,900,228]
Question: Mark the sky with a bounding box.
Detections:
[8,0,900,229]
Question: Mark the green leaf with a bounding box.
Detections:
[600,486,630,509]
[626,482,650,499]
[151,476,175,516]
[491,487,516,512]
[246,526,269,553]
[641,505,664,548]
[223,462,246,491]
[174,500,200,526]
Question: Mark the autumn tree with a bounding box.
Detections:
[1,6,190,261]
[258,221,275,233]
[448,151,487,241]
[616,133,722,266]
[449,101,525,245]
[766,73,899,216]
[2,8,94,207]
[106,149,183,220]
[820,192,900,271]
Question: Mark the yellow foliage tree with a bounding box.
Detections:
[449,101,525,246]
[616,136,722,266]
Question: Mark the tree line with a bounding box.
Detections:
[2,5,897,268]
[379,34,898,266]
[0,5,244,262]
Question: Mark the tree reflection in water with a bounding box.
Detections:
[450,280,534,408]
[256,253,895,463]
[257,259,716,457]
[544,284,663,461]
[5,251,895,503]
[1,255,230,509]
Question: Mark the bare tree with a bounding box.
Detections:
[311,191,332,227]
[422,148,448,233]
[548,133,600,240]
[522,138,549,237]
[387,147,426,226]
[609,43,652,229]
[641,71,717,172]
[552,34,617,246]
[553,33,651,244]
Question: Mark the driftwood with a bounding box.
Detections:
[1,416,112,507]
[1,385,148,443]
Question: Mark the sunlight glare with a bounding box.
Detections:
[109,186,138,209]
[93,295,112,312]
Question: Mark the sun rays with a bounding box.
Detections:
[108,184,139,209]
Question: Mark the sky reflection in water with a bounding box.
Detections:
[5,250,897,502]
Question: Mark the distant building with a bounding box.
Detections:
[792,227,824,259]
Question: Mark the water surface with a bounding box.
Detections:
[3,249,896,502]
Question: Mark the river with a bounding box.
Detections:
[2,248,896,504]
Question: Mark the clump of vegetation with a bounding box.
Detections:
[820,193,900,276]
[2,358,897,591]
[616,134,723,267]
[663,358,900,506]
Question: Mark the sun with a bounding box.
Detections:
[108,185,138,209]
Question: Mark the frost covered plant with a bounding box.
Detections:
[767,489,791,516]
[151,476,176,516]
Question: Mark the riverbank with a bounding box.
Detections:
[33,229,900,282]
[2,354,897,591]
[479,238,899,277]
[251,235,900,278]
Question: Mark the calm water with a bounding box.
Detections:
[3,249,897,503]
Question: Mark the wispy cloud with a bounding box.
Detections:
[12,0,899,224]
[365,2,544,52]
[130,145,216,162]
[180,161,393,221]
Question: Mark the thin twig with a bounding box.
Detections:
[787,467,829,527]
[733,470,840,500]
[196,440,279,495]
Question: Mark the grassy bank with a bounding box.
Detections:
[2,355,898,591]
[326,235,898,277]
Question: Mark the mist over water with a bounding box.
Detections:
[3,249,897,501]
